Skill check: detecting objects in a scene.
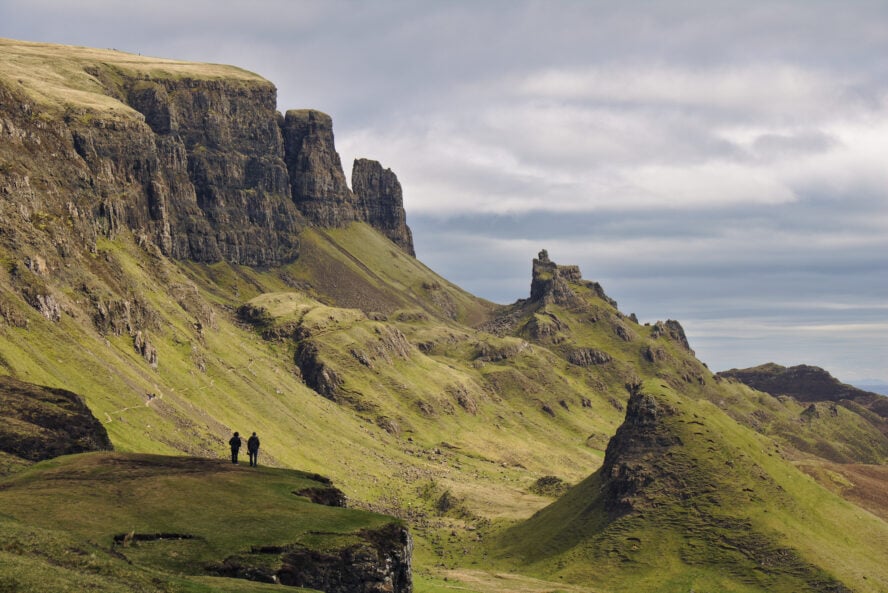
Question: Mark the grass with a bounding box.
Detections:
[493,381,888,592]
[0,37,266,119]
[2,221,886,591]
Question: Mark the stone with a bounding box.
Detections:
[352,158,415,255]
[281,109,358,227]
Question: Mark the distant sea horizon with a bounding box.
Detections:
[854,383,888,396]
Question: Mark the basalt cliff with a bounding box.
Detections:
[0,39,413,272]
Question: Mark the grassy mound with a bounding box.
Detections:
[496,381,888,593]
[0,452,403,592]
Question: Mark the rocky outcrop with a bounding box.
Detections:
[352,158,415,255]
[278,524,412,593]
[650,319,694,353]
[211,523,413,593]
[0,376,113,468]
[528,250,617,308]
[295,340,344,400]
[567,348,612,366]
[600,386,681,515]
[281,109,359,227]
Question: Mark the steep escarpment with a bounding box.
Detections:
[0,51,302,268]
[0,39,415,274]
[124,77,303,265]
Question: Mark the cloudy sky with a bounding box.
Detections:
[3,0,887,384]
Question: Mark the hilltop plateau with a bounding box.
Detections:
[1,38,886,593]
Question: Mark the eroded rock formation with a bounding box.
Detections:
[281,109,358,227]
[352,158,415,255]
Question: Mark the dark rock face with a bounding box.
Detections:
[650,319,694,353]
[295,340,344,400]
[123,78,303,266]
[212,523,413,593]
[281,109,359,227]
[1,74,303,267]
[600,388,681,516]
[352,158,415,256]
[0,376,113,467]
[278,524,413,593]
[567,348,612,366]
[293,486,348,507]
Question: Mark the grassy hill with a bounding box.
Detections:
[0,37,264,120]
[496,381,888,593]
[2,218,887,592]
[0,452,404,592]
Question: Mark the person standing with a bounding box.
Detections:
[247,432,260,467]
[228,431,242,464]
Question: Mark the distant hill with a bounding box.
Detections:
[719,363,888,421]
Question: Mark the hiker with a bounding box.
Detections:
[229,431,242,464]
[247,432,260,467]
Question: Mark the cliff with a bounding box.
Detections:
[352,158,415,256]
[282,108,358,227]
[0,38,414,273]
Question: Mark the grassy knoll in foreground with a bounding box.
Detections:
[0,452,401,592]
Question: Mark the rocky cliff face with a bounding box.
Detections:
[281,109,359,228]
[277,524,413,593]
[1,42,416,277]
[352,158,415,256]
[213,523,413,593]
[1,73,303,267]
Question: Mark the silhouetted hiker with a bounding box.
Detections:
[229,431,242,464]
[247,432,260,467]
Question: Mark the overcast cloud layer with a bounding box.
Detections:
[3,0,886,383]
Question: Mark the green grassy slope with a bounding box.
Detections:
[2,222,887,592]
[497,381,888,593]
[0,451,398,592]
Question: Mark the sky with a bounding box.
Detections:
[2,0,887,384]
